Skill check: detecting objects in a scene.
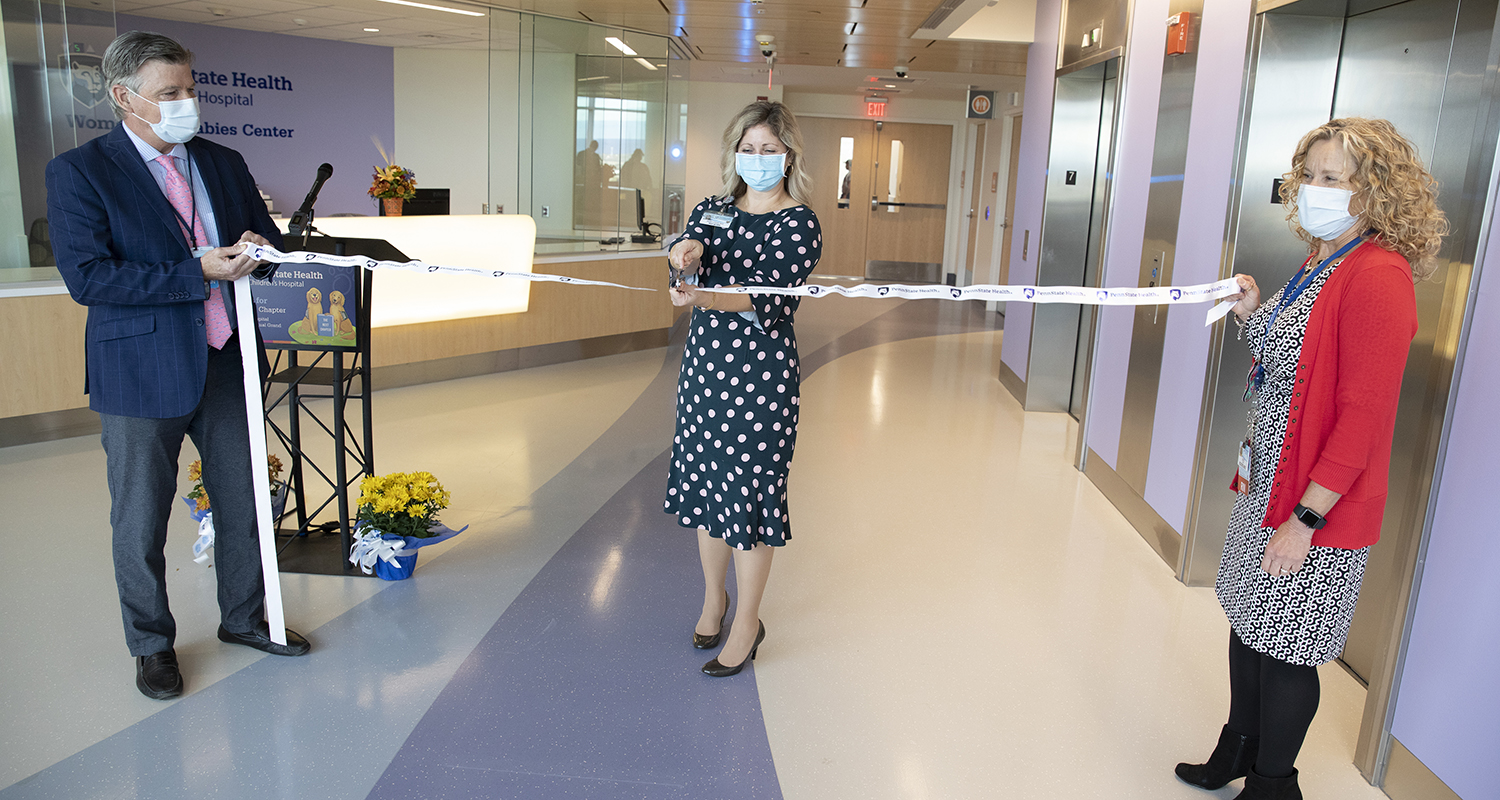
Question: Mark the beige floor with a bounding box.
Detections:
[0,302,1390,799]
[762,329,1386,800]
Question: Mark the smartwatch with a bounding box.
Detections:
[1292,504,1327,530]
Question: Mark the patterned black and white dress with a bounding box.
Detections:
[663,198,822,549]
[1216,260,1371,667]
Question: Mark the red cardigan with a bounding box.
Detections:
[1257,243,1417,549]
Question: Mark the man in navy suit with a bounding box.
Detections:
[47,31,310,700]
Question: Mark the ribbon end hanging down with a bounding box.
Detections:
[1205,299,1236,327]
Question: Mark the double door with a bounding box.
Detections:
[799,118,952,279]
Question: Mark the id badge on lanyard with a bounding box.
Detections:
[701,210,734,228]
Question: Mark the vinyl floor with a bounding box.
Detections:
[0,296,1388,800]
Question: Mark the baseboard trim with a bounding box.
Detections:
[1383,736,1461,800]
[0,406,101,448]
[1083,447,1182,570]
[998,358,1027,406]
[0,328,672,448]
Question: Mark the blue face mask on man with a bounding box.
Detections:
[736,152,787,192]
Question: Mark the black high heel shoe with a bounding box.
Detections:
[693,590,731,650]
[701,621,765,677]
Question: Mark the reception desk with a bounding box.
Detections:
[0,215,673,442]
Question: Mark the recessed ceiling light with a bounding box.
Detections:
[634,57,658,71]
[292,18,307,25]
[885,84,895,88]
[375,0,485,17]
[364,27,380,32]
[605,36,637,56]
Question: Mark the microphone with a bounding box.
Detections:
[287,163,333,236]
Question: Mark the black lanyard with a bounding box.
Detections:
[1244,236,1364,399]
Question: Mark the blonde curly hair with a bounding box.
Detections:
[1279,118,1448,281]
[717,101,813,205]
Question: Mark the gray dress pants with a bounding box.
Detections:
[101,334,265,656]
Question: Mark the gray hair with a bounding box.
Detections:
[102,31,194,120]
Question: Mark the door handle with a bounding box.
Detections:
[872,201,947,210]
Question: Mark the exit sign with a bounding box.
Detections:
[866,99,887,117]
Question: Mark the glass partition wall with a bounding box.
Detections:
[1,0,118,282]
[491,11,685,256]
[0,4,684,281]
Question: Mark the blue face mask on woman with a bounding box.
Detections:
[736,152,787,192]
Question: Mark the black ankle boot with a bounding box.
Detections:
[1233,767,1302,800]
[1175,725,1259,790]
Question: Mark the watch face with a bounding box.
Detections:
[1297,507,1323,529]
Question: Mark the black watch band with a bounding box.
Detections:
[1293,504,1327,530]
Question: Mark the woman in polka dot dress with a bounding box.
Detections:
[664,101,822,677]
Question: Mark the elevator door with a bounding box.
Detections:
[1327,0,1459,685]
[800,117,953,280]
[1025,58,1119,415]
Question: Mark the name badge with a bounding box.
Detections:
[191,246,213,258]
[701,211,734,228]
[1234,439,1253,495]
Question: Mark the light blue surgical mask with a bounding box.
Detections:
[736,152,787,192]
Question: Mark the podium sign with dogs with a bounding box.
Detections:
[251,263,360,350]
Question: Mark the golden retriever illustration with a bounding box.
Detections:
[301,287,323,334]
[328,290,355,335]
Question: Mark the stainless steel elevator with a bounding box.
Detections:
[1180,0,1499,784]
[1026,58,1120,415]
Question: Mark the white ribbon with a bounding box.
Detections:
[241,244,655,292]
[349,529,407,575]
[697,278,1243,326]
[192,511,215,565]
[240,244,1240,325]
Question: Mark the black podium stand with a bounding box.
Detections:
[259,235,403,576]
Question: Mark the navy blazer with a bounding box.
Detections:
[47,125,283,419]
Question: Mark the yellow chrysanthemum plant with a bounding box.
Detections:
[350,471,466,580]
[355,471,451,538]
[184,455,285,518]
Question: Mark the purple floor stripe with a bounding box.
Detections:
[364,300,998,800]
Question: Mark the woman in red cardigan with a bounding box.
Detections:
[1175,118,1447,800]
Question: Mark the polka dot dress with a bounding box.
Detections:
[663,198,823,549]
[1216,258,1370,667]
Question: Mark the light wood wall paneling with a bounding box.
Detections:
[0,295,89,418]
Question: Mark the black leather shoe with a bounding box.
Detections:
[693,590,731,650]
[1176,725,1259,790]
[702,621,765,677]
[136,650,183,700]
[218,622,311,656]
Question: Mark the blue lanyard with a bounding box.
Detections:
[1263,237,1362,339]
[1245,236,1363,401]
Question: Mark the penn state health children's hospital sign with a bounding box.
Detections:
[114,16,395,216]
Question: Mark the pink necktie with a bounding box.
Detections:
[156,154,230,349]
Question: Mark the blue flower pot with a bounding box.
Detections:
[372,533,418,580]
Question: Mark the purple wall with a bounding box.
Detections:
[998,0,1062,383]
[1141,1,1254,529]
[117,16,394,217]
[1084,0,1169,469]
[1389,208,1500,798]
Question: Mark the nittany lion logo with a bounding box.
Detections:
[303,253,316,261]
[427,265,439,272]
[878,286,890,296]
[807,286,821,295]
[57,50,107,108]
[1023,288,1035,299]
[950,288,961,298]
[493,271,505,277]
[1170,289,1182,301]
[1096,290,1109,302]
